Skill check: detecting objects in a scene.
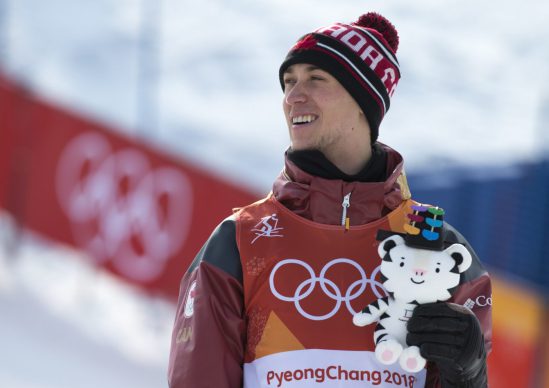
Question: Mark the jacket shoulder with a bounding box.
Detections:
[188,215,242,283]
[444,222,487,282]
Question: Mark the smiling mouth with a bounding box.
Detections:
[410,278,425,284]
[292,115,318,125]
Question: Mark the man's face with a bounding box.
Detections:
[282,63,370,156]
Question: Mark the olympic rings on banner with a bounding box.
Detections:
[56,132,193,281]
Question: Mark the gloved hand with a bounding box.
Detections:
[406,302,487,387]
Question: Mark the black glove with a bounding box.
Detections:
[407,302,487,387]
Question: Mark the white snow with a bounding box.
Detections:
[1,0,549,386]
[0,213,174,388]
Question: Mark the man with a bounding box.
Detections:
[168,12,491,388]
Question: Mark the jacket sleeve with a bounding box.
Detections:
[168,215,245,388]
[424,222,493,388]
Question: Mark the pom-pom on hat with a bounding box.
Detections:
[279,12,401,144]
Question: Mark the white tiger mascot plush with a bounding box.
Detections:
[353,233,472,373]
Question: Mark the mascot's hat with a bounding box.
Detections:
[377,205,445,251]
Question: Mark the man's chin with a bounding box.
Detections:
[289,138,319,151]
[289,143,317,152]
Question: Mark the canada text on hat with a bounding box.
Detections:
[314,23,400,98]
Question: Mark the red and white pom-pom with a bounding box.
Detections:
[354,12,399,53]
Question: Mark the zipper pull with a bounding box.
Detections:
[341,192,351,230]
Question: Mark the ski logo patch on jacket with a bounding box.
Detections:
[251,213,284,244]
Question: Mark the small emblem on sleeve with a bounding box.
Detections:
[183,280,197,318]
[176,327,193,344]
[463,295,492,310]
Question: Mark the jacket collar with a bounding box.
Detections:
[272,143,411,226]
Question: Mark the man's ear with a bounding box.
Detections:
[444,244,472,273]
[378,234,405,259]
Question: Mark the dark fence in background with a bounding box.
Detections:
[408,159,549,295]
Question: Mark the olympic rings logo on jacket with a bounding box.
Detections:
[269,258,387,321]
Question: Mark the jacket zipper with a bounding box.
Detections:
[341,192,351,230]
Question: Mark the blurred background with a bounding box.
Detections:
[1,0,548,387]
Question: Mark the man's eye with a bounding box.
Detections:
[283,78,296,85]
[311,75,325,81]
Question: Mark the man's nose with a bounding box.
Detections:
[285,82,307,105]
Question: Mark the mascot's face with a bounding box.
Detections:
[378,235,472,304]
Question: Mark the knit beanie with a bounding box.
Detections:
[279,12,400,144]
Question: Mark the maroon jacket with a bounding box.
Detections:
[168,145,492,387]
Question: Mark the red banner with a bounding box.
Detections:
[0,73,260,299]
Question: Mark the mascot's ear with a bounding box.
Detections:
[444,244,472,273]
[378,234,405,259]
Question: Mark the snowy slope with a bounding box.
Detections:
[0,213,174,388]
